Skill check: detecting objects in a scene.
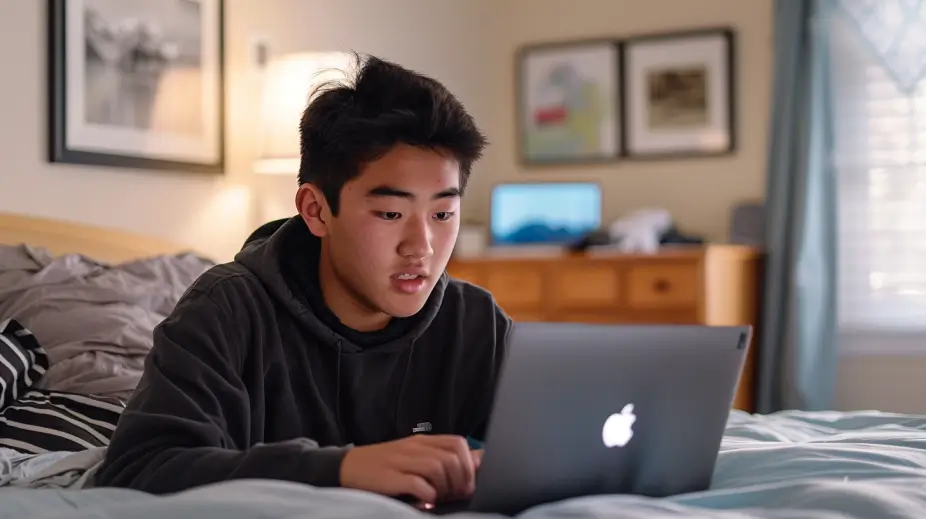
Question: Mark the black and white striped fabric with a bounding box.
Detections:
[0,318,49,411]
[0,389,125,454]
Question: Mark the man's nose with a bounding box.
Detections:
[399,217,434,259]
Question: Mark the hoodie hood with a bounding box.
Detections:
[234,216,448,354]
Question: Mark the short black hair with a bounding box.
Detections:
[298,53,488,215]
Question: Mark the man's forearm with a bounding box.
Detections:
[95,437,349,494]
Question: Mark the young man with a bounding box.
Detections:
[95,55,510,507]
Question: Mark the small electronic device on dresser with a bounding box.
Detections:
[729,202,765,246]
[453,181,603,258]
[488,181,603,247]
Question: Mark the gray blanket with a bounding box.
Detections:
[0,244,213,399]
[6,410,926,518]
[0,447,104,489]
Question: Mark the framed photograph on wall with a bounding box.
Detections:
[516,39,621,165]
[48,0,225,173]
[621,28,735,159]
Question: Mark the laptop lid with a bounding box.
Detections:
[468,322,751,516]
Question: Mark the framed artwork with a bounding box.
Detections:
[516,39,621,165]
[48,0,225,173]
[621,28,736,159]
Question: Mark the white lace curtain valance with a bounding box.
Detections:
[836,0,926,93]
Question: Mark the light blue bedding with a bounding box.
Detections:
[4,409,926,518]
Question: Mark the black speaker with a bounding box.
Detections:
[730,202,764,246]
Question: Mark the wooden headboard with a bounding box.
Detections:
[0,212,191,264]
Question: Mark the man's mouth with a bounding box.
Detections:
[390,271,429,294]
[394,273,425,280]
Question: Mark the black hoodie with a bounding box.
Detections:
[94,216,511,494]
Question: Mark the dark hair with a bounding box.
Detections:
[297,53,488,215]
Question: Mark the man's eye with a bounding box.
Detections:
[434,212,455,222]
[377,212,401,220]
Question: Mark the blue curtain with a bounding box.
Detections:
[757,0,838,413]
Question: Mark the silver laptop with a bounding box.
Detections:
[431,322,751,516]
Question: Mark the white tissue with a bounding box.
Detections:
[607,208,673,254]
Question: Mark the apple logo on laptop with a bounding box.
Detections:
[602,403,636,448]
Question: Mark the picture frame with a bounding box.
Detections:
[516,39,621,166]
[48,0,226,173]
[620,28,736,159]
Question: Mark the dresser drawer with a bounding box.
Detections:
[626,263,699,309]
[484,264,544,312]
[549,264,621,311]
[447,264,485,286]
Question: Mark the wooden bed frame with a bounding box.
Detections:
[0,211,191,263]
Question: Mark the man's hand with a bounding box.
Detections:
[340,435,482,505]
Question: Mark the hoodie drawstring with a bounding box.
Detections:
[393,338,417,432]
[335,338,344,435]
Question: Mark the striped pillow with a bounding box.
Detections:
[0,319,49,410]
[0,389,125,454]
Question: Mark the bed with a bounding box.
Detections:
[2,211,926,519]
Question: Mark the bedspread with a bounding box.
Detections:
[0,447,104,489]
[3,409,926,518]
[0,244,213,399]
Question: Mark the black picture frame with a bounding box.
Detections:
[48,0,226,173]
[619,27,736,160]
[515,38,623,167]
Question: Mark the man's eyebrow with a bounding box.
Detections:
[366,185,461,200]
[433,187,461,199]
[366,186,413,199]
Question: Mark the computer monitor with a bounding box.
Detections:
[489,182,602,245]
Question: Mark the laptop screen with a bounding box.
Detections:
[489,182,602,245]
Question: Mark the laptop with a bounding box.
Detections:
[426,322,751,516]
[486,181,603,254]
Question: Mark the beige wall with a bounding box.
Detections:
[836,356,926,414]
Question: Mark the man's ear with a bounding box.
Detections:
[295,184,330,238]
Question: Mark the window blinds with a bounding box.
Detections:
[830,7,926,334]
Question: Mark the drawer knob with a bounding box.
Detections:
[653,279,671,293]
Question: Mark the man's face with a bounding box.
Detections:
[302,144,462,330]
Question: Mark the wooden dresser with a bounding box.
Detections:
[447,245,762,412]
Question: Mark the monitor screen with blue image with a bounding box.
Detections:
[490,182,602,245]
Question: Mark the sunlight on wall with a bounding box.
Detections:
[178,183,254,262]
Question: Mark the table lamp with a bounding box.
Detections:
[254,51,354,176]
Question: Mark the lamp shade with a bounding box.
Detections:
[255,51,354,175]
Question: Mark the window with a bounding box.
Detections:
[831,3,926,341]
